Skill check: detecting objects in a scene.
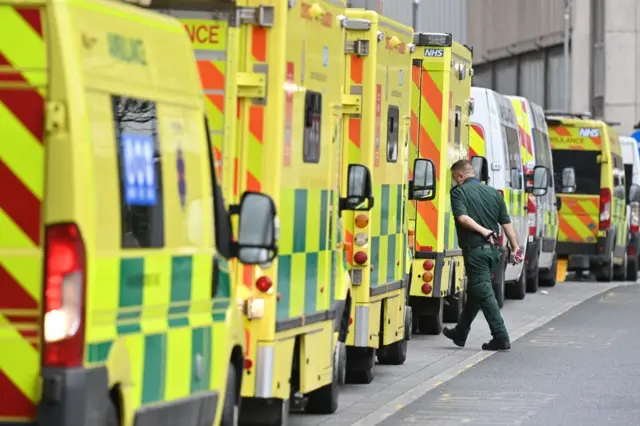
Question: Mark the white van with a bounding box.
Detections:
[620,136,640,280]
[470,87,529,306]
[507,96,560,288]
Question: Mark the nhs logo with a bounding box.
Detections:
[424,48,444,57]
[579,128,600,137]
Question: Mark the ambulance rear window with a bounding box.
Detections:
[113,95,164,248]
[552,150,600,195]
[303,91,322,163]
[502,125,522,190]
[387,105,399,162]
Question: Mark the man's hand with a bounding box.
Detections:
[483,230,498,245]
[513,248,524,264]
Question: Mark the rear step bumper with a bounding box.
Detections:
[38,367,110,426]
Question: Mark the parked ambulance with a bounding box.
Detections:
[620,136,640,280]
[507,96,560,289]
[469,87,528,306]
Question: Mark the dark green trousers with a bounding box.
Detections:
[455,246,510,343]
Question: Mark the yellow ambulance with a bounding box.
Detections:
[340,9,413,383]
[0,1,278,426]
[407,33,472,335]
[547,113,628,281]
[159,0,354,423]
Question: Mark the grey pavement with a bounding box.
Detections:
[290,279,636,426]
[379,284,640,426]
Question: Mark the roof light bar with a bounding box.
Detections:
[413,32,452,47]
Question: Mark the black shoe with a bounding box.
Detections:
[443,327,465,348]
[481,339,511,351]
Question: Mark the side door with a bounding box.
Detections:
[502,123,527,251]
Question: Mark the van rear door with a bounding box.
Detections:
[549,124,601,245]
[0,3,46,421]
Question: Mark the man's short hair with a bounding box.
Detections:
[450,159,475,175]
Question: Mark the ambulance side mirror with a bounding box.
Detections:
[232,192,279,265]
[471,155,489,183]
[561,167,576,193]
[341,164,374,211]
[409,158,436,201]
[529,165,550,196]
[629,184,640,204]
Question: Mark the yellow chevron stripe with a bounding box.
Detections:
[0,6,46,91]
[0,314,39,402]
[0,103,44,198]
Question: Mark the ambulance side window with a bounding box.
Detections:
[502,124,522,190]
[387,105,399,162]
[303,91,322,163]
[113,96,165,248]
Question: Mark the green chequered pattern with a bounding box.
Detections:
[276,188,334,322]
[369,184,407,288]
[86,255,232,406]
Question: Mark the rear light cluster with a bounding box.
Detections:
[599,188,611,230]
[528,195,537,237]
[43,223,86,368]
[631,204,640,233]
[353,214,369,265]
[421,260,434,294]
[497,189,505,246]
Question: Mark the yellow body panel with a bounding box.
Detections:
[0,0,246,425]
[342,9,412,352]
[548,116,627,267]
[408,38,471,323]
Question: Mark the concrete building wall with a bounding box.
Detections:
[415,0,468,44]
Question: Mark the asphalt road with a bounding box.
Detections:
[380,284,640,426]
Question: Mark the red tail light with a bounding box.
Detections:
[528,196,537,237]
[497,190,505,246]
[421,283,432,294]
[422,260,434,270]
[631,205,639,233]
[256,276,273,293]
[354,251,368,265]
[43,223,86,368]
[599,188,611,230]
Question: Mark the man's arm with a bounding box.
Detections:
[501,222,520,251]
[457,215,492,238]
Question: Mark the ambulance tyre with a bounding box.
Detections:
[595,252,614,282]
[221,364,239,426]
[526,256,539,293]
[627,253,639,282]
[345,347,375,384]
[336,341,347,386]
[613,253,627,281]
[305,347,340,415]
[506,268,526,300]
[539,254,558,287]
[444,271,462,323]
[377,306,410,365]
[421,298,443,335]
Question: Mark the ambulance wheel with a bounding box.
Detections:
[377,306,410,365]
[627,253,639,281]
[444,271,463,323]
[613,253,627,281]
[305,347,340,415]
[336,341,347,385]
[420,298,443,335]
[221,364,239,426]
[595,252,614,282]
[506,268,526,300]
[526,258,539,293]
[539,254,558,287]
[492,257,506,308]
[345,347,375,384]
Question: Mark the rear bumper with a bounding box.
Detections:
[38,367,111,426]
[557,231,616,270]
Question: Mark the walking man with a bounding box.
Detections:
[443,159,524,351]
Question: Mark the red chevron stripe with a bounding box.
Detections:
[248,106,264,142]
[0,264,37,311]
[420,70,443,122]
[0,369,35,418]
[0,53,44,144]
[14,6,43,37]
[0,160,41,245]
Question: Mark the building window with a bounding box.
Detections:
[303,91,322,163]
[387,105,399,162]
[113,95,164,248]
